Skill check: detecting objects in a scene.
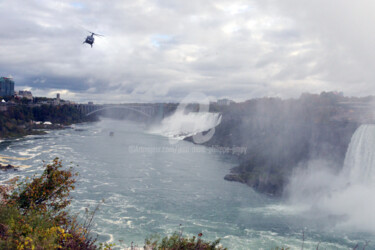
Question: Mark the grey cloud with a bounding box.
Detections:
[267,0,375,94]
[0,0,374,102]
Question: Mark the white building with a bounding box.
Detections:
[16,90,33,100]
[217,98,234,106]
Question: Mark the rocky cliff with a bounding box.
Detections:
[189,92,373,196]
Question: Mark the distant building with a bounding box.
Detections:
[54,93,61,105]
[217,98,234,106]
[16,90,33,100]
[88,101,94,105]
[0,77,15,97]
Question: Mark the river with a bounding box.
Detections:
[0,119,373,249]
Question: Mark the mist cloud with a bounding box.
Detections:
[285,125,375,233]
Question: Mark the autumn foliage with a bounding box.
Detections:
[0,158,97,249]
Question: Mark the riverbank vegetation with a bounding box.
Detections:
[145,232,225,249]
[0,104,97,139]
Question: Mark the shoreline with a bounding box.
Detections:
[0,121,96,172]
[0,121,94,141]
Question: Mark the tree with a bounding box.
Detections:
[9,158,77,222]
[0,159,97,249]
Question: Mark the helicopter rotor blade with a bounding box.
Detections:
[84,29,104,37]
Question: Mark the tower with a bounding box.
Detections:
[0,76,15,97]
[56,93,60,105]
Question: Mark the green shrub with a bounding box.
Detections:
[145,232,226,250]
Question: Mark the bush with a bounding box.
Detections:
[0,158,97,249]
[145,232,226,250]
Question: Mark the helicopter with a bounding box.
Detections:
[83,31,104,48]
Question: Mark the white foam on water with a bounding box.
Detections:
[18,145,43,158]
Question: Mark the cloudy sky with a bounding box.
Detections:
[1,0,374,103]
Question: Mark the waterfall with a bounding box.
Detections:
[342,124,375,184]
[149,109,222,140]
[285,124,375,232]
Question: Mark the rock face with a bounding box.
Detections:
[188,92,373,196]
[224,167,284,196]
[224,173,246,183]
[0,164,17,171]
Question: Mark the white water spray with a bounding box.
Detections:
[287,124,375,232]
[149,92,222,143]
[150,109,222,141]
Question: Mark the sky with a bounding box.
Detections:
[0,0,374,103]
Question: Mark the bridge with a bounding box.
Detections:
[73,103,172,120]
